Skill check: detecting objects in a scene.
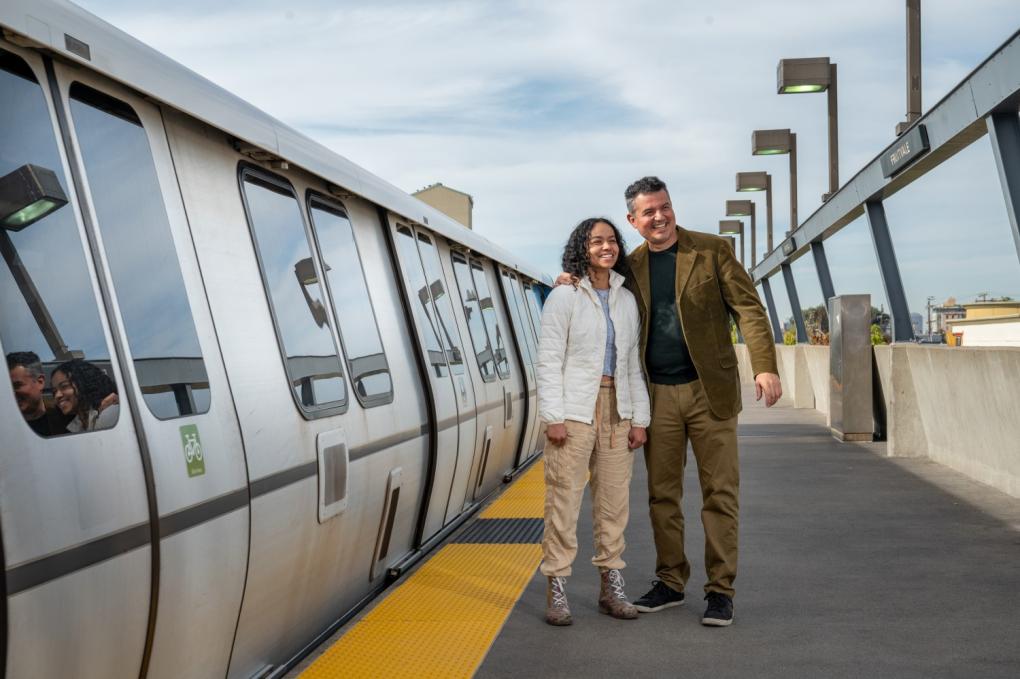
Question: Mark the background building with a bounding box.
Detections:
[413,183,474,229]
[946,299,1020,346]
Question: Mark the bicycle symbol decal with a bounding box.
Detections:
[180,424,206,477]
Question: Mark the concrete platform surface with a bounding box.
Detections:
[477,387,1020,679]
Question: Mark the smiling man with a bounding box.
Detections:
[622,176,781,627]
[7,351,70,437]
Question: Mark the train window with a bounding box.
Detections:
[415,232,465,375]
[451,253,495,381]
[518,280,542,361]
[0,49,119,437]
[500,270,536,368]
[470,260,510,379]
[307,196,393,406]
[524,282,544,333]
[69,83,210,419]
[394,225,448,377]
[239,169,347,414]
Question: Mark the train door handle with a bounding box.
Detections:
[458,375,468,407]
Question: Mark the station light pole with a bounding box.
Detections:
[777,57,839,201]
[725,200,755,266]
[736,171,773,253]
[896,0,922,136]
[719,220,744,266]
[752,128,798,235]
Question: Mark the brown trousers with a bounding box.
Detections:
[646,380,739,597]
[541,386,634,577]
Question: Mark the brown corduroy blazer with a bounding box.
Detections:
[626,227,778,420]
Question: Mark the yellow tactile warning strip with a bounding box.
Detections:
[300,461,546,679]
[479,460,545,519]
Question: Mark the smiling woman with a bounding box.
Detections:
[536,216,648,625]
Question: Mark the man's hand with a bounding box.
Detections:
[554,272,579,287]
[98,392,119,413]
[628,426,647,450]
[546,422,567,446]
[755,372,782,407]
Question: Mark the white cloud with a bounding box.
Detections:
[75,0,1020,314]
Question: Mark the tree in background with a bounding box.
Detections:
[870,324,887,345]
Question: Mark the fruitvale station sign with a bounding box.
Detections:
[881,124,930,178]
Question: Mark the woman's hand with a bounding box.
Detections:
[546,422,567,446]
[627,426,647,450]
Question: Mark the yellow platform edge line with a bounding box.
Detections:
[300,459,547,679]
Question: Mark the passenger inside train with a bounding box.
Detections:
[6,350,72,436]
[5,352,119,436]
[51,357,119,433]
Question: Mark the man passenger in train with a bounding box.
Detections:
[6,351,72,436]
[621,176,780,627]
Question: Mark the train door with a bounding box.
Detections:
[52,63,249,678]
[499,268,539,465]
[450,253,502,502]
[523,281,549,453]
[389,220,467,543]
[0,44,153,679]
[412,230,477,529]
[472,259,526,486]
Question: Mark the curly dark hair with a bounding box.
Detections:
[53,359,117,414]
[561,217,631,282]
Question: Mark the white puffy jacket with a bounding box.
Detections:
[537,270,650,428]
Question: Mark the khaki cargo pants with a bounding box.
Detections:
[647,380,739,598]
[541,385,634,577]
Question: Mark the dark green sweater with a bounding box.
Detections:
[645,242,698,385]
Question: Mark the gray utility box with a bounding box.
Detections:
[829,294,873,441]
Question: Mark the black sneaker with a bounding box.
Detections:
[633,580,685,613]
[702,592,733,626]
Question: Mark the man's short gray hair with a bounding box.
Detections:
[625,176,669,213]
[6,351,44,377]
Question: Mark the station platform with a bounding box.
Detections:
[290,387,1020,678]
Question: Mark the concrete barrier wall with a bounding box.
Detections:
[735,344,826,416]
[739,342,1020,498]
[875,345,1020,498]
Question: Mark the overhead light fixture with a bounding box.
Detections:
[777,57,831,94]
[778,57,840,201]
[725,200,753,217]
[752,129,793,156]
[737,171,774,253]
[726,200,757,267]
[736,171,768,192]
[752,128,798,235]
[719,220,745,267]
[0,164,69,231]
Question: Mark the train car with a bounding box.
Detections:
[0,1,550,677]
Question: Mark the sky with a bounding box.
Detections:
[74,0,1020,329]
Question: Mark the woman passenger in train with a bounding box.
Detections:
[536,217,650,626]
[51,358,119,433]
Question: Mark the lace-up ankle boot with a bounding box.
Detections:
[598,569,638,619]
[545,576,572,626]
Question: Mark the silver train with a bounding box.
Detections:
[0,1,550,677]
